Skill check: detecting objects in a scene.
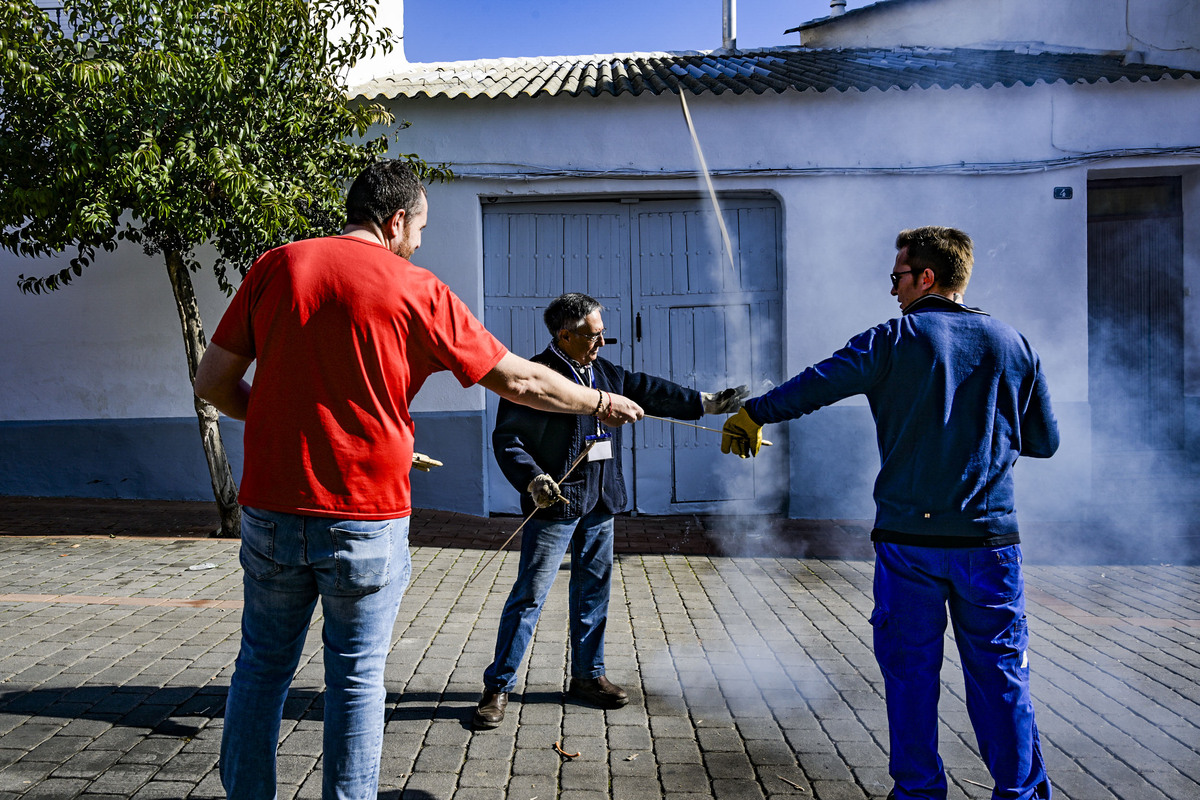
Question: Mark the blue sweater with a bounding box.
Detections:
[745,295,1059,545]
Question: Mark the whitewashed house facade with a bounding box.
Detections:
[3,0,1199,537]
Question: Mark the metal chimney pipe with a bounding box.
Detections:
[722,0,737,50]
[830,0,847,16]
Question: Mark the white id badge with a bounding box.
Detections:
[587,438,613,461]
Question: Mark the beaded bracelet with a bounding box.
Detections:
[594,388,605,417]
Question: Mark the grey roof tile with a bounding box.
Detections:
[352,46,1199,100]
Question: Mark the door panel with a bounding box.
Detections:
[483,197,785,515]
[1087,178,1184,454]
[669,304,749,503]
[484,206,633,513]
[631,201,786,514]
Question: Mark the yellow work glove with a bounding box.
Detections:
[721,407,763,458]
[412,452,443,472]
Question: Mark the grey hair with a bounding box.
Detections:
[544,292,603,336]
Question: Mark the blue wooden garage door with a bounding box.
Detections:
[483,197,785,515]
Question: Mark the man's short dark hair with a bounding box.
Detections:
[544,293,604,337]
[896,226,973,291]
[346,160,426,227]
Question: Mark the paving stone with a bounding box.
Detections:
[128,779,195,799]
[660,762,711,793]
[456,758,508,788]
[609,749,657,777]
[19,777,90,798]
[413,743,466,774]
[451,788,506,800]
[79,763,157,796]
[696,726,744,753]
[709,779,766,800]
[654,738,703,765]
[611,775,662,799]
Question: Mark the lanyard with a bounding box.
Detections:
[549,342,609,443]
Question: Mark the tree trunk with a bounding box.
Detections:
[165,250,241,538]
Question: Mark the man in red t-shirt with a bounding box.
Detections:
[194,160,643,800]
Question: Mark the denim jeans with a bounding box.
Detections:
[483,508,614,692]
[220,507,411,800]
[871,542,1051,800]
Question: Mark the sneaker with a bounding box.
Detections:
[472,690,508,729]
[567,675,629,708]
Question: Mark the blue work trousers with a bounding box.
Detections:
[871,542,1051,800]
[220,507,411,800]
[483,509,614,692]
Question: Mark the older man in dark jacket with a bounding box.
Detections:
[474,292,745,729]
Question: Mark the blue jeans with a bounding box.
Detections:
[220,507,411,800]
[483,509,614,692]
[871,542,1051,800]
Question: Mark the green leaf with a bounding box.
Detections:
[3,0,436,291]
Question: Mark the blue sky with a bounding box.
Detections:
[404,1,869,62]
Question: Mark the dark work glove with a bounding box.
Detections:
[702,385,750,415]
[527,474,565,508]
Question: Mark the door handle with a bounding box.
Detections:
[636,312,642,342]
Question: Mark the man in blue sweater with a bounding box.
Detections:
[722,227,1057,800]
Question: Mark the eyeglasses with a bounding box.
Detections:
[568,328,606,345]
[889,269,921,288]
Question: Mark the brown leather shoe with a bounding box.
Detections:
[568,675,629,708]
[473,690,508,729]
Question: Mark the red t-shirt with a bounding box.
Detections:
[211,235,508,519]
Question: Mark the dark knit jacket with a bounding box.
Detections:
[493,346,703,519]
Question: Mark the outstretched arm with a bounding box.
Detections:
[478,352,643,425]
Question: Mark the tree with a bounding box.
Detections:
[0,0,445,537]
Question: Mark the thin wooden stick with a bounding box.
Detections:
[643,414,773,447]
[776,774,806,792]
[467,441,596,586]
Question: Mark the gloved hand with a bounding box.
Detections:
[412,452,443,472]
[527,473,565,508]
[721,407,763,458]
[702,384,750,415]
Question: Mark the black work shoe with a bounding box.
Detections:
[472,691,508,729]
[568,675,629,708]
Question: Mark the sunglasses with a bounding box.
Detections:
[889,269,924,288]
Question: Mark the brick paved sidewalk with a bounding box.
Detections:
[1,529,1198,799]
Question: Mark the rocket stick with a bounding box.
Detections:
[642,413,773,447]
[467,440,597,586]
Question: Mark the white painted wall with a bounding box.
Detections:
[801,0,1200,69]
[0,245,231,420]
